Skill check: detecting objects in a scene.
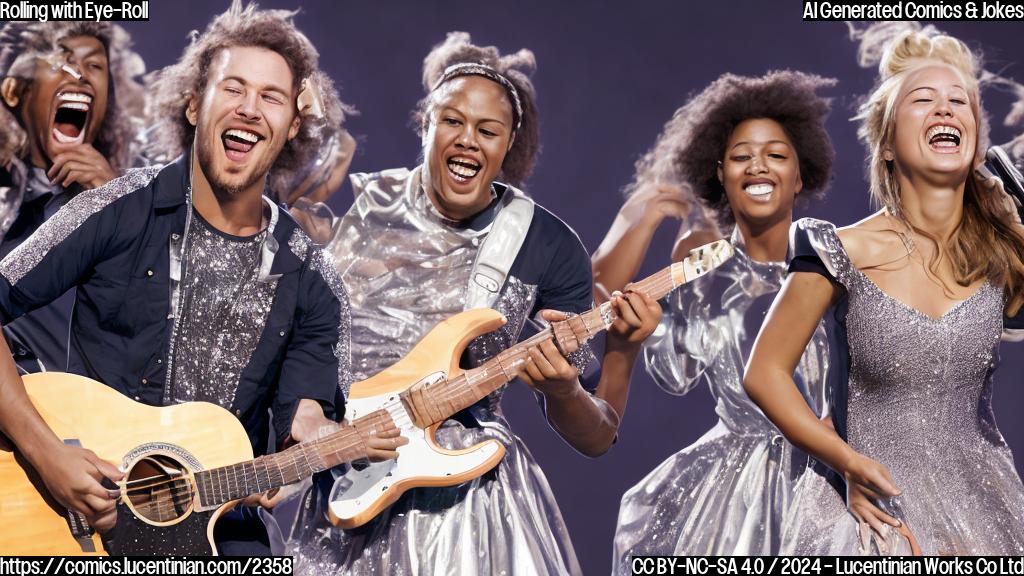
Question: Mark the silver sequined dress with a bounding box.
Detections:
[782,218,1024,555]
[613,229,829,565]
[289,167,596,575]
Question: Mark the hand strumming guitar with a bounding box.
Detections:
[289,398,407,462]
[34,443,123,533]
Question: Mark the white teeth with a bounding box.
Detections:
[449,164,478,177]
[745,183,774,196]
[449,156,479,166]
[225,129,260,143]
[926,125,961,142]
[59,102,89,111]
[59,92,92,104]
[447,156,481,179]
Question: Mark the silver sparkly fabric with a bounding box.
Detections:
[308,245,355,400]
[169,212,277,408]
[326,167,488,381]
[463,277,594,379]
[782,218,1024,555]
[288,166,584,575]
[464,275,538,369]
[0,166,160,285]
[289,228,310,261]
[613,228,829,564]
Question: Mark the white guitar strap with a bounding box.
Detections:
[466,185,535,310]
[346,167,535,310]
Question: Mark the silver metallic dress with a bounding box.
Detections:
[613,229,829,566]
[782,218,1024,555]
[289,167,589,575]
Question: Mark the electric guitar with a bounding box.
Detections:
[0,372,391,555]
[331,239,734,528]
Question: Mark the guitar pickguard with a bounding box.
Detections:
[329,389,505,528]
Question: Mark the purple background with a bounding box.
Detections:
[123,3,1024,572]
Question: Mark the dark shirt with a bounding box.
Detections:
[0,154,352,455]
[0,167,76,373]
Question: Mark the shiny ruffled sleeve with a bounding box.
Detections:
[641,283,713,397]
[788,218,852,289]
[789,218,853,449]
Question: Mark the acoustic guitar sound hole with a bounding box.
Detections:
[125,454,194,523]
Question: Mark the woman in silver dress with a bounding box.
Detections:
[744,29,1024,555]
[592,71,836,565]
[288,32,660,575]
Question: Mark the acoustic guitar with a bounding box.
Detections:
[0,372,391,555]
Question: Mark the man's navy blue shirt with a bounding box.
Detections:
[0,155,352,455]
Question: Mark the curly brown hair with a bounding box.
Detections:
[629,71,836,229]
[414,32,539,187]
[146,0,350,197]
[0,21,145,171]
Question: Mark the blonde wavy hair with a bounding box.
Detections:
[855,27,1024,316]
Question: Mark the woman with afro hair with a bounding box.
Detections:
[593,70,836,563]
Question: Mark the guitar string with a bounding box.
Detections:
[124,276,679,498]
[121,269,687,511]
[123,434,366,499]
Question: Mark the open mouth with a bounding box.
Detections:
[221,128,263,162]
[744,182,775,199]
[927,125,961,153]
[446,156,482,184]
[52,91,91,144]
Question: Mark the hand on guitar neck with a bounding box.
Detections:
[398,308,592,428]
[400,294,661,457]
[242,418,408,509]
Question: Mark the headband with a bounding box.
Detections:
[432,62,523,133]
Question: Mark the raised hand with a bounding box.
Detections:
[618,183,692,229]
[593,183,696,299]
[47,144,117,190]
